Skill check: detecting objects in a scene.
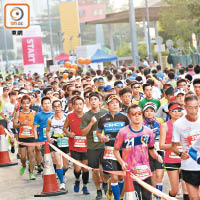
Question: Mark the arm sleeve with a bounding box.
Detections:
[148,130,154,148]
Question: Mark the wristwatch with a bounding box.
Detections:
[178,152,183,157]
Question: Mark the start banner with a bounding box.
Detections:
[22,26,44,75]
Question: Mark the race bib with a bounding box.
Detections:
[21,126,32,136]
[43,128,47,138]
[57,137,69,148]
[169,146,183,159]
[74,136,87,148]
[132,165,151,180]
[93,131,99,142]
[103,146,116,160]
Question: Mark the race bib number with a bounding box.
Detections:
[169,146,183,159]
[132,165,151,180]
[93,131,99,142]
[21,126,32,136]
[43,128,47,138]
[74,136,87,148]
[103,146,116,160]
[57,137,69,148]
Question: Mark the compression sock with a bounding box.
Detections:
[183,194,189,200]
[156,183,163,199]
[118,181,124,194]
[56,168,63,183]
[82,171,89,184]
[74,170,81,180]
[111,182,120,200]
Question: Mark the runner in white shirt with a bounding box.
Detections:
[172,95,200,200]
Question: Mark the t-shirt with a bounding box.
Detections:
[98,112,129,147]
[172,115,200,171]
[80,109,107,149]
[114,125,154,180]
[157,72,165,80]
[34,111,54,142]
[2,103,15,129]
[139,98,161,111]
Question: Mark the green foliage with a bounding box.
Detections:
[115,42,131,57]
[159,0,200,45]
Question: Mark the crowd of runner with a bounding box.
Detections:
[1,63,200,200]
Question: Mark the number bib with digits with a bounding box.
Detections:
[20,126,33,137]
[57,137,69,148]
[74,136,87,148]
[103,146,116,160]
[93,131,99,142]
[132,165,151,180]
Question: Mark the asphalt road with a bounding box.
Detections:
[0,151,183,200]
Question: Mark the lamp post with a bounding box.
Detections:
[47,0,55,64]
[1,0,9,72]
[145,0,153,62]
[129,0,139,66]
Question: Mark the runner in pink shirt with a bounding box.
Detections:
[114,104,163,200]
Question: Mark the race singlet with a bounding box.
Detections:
[132,165,151,180]
[74,136,87,148]
[103,146,116,160]
[57,137,69,148]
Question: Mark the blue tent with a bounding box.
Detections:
[91,49,118,63]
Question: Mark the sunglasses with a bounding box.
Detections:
[115,84,123,88]
[129,111,142,116]
[22,101,30,104]
[132,85,140,89]
[85,96,89,98]
[169,109,182,113]
[76,86,82,88]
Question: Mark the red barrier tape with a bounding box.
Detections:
[5,128,177,199]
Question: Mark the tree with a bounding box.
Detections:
[159,0,200,45]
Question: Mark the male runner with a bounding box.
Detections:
[97,94,129,200]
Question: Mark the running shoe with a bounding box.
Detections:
[82,186,90,195]
[37,167,43,174]
[19,166,26,176]
[106,183,113,200]
[59,183,66,190]
[74,180,80,192]
[102,182,108,195]
[96,190,103,200]
[29,173,36,180]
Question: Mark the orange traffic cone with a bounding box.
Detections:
[0,125,18,167]
[34,141,67,197]
[125,171,139,200]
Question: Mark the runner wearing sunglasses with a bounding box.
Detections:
[97,94,129,200]
[114,104,162,200]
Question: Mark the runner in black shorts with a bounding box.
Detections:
[63,96,90,195]
[46,100,69,191]
[97,94,129,200]
[80,92,107,200]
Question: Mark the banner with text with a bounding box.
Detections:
[22,26,44,75]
